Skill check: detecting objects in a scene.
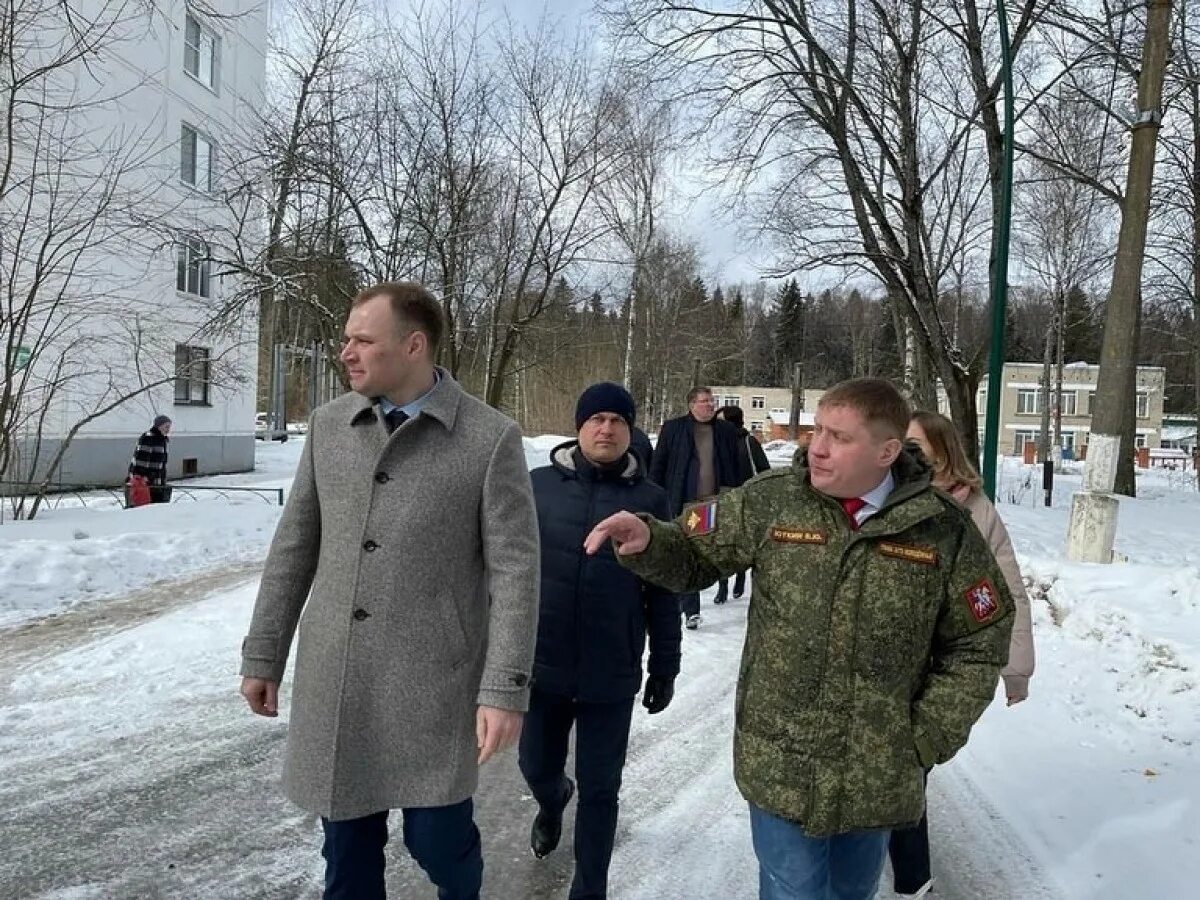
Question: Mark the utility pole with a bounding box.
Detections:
[788,292,808,441]
[982,0,1016,500]
[1068,0,1173,560]
[789,362,803,441]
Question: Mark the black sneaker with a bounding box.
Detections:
[685,614,702,630]
[530,778,575,859]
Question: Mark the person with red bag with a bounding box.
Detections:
[125,415,171,507]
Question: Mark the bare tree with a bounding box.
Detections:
[474,21,622,409]
[606,0,1052,459]
[594,83,673,398]
[1016,86,1111,461]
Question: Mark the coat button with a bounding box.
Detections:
[363,540,378,552]
[375,471,390,484]
[512,673,528,686]
[353,608,370,621]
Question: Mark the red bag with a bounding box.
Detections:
[128,475,152,508]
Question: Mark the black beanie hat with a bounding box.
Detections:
[575,382,636,431]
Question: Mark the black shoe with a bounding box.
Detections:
[714,588,728,605]
[530,778,575,859]
[732,588,745,599]
[685,614,702,630]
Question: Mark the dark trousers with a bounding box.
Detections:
[716,571,747,601]
[320,799,482,900]
[518,689,636,900]
[887,771,932,893]
[679,591,701,617]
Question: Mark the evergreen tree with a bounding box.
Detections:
[773,279,805,383]
[1062,285,1100,363]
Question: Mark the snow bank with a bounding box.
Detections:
[0,440,305,627]
[955,462,1200,899]
[0,435,600,627]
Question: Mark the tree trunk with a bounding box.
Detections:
[1092,0,1173,498]
[1039,316,1054,463]
[622,284,636,390]
[1055,287,1066,451]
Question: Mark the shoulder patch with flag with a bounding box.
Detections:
[964,578,1000,623]
[683,500,718,537]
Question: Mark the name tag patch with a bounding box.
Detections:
[769,526,827,545]
[965,578,1001,623]
[878,541,939,566]
[683,501,718,536]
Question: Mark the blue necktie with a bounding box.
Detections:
[384,409,408,434]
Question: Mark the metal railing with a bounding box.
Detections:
[0,481,285,523]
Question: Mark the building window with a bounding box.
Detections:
[174,344,211,405]
[176,237,211,297]
[1016,389,1041,415]
[184,12,220,91]
[180,123,216,191]
[1134,433,1147,449]
[1013,430,1037,454]
[751,395,766,410]
[722,395,741,407]
[1136,392,1150,419]
[1057,391,1077,416]
[1088,390,1097,413]
[751,420,764,433]
[1060,432,1076,451]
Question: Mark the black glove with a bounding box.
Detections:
[642,676,675,715]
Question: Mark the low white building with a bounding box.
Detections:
[3,2,267,488]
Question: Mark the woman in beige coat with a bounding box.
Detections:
[887,410,1036,897]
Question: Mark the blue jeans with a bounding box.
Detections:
[320,800,482,900]
[749,804,889,900]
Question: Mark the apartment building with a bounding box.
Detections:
[3,2,267,486]
[708,385,826,438]
[975,362,1167,456]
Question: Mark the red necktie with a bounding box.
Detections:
[839,496,867,530]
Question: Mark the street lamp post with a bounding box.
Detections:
[982,0,1015,501]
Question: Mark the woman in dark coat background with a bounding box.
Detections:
[713,404,770,602]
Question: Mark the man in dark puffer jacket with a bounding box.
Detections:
[520,382,682,900]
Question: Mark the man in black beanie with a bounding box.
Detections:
[520,382,682,899]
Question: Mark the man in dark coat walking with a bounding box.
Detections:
[126,414,171,506]
[714,404,771,603]
[521,382,681,900]
[649,386,746,628]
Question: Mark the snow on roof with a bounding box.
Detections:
[1162,426,1198,441]
[768,410,816,427]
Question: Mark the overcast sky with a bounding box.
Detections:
[494,0,771,289]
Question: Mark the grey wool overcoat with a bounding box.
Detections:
[240,371,540,820]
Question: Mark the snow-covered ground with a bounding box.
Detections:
[1,436,1197,898]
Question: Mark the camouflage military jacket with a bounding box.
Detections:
[621,448,1014,836]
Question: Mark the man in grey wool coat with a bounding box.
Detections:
[239,281,540,900]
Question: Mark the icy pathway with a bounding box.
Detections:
[0,573,1055,899]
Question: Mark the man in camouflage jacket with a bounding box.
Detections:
[585,378,1014,900]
